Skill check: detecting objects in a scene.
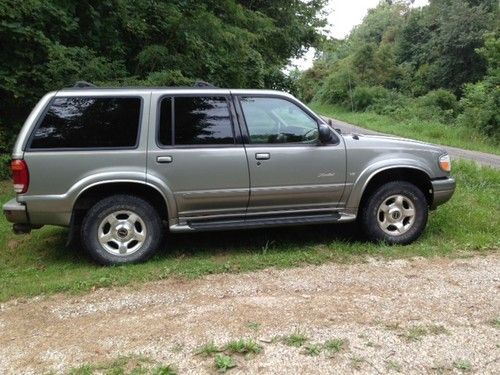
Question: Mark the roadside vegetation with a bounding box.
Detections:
[0,160,498,302]
[296,1,499,154]
[310,102,500,155]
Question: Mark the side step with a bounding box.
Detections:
[187,213,346,232]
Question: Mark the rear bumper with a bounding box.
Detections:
[431,177,456,209]
[3,198,29,224]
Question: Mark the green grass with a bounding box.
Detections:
[214,354,236,373]
[67,355,176,375]
[310,103,500,155]
[195,342,221,357]
[224,339,262,355]
[0,161,499,302]
[281,332,309,347]
[324,339,347,353]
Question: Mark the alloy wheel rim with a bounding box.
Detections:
[377,194,416,236]
[97,210,147,256]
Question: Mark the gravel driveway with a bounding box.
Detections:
[325,117,500,169]
[1,253,499,374]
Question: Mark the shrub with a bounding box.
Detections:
[315,63,357,105]
[0,154,10,180]
[457,81,499,143]
[418,89,457,112]
[351,85,390,111]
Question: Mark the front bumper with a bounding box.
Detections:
[431,177,456,209]
[3,198,29,224]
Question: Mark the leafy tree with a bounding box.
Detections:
[0,0,327,150]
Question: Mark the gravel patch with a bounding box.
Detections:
[0,253,499,374]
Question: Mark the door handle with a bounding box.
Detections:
[157,155,173,163]
[255,153,270,160]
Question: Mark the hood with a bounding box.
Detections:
[342,133,447,155]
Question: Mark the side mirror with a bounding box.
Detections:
[318,124,333,143]
[327,118,333,127]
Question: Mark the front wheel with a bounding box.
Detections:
[360,181,428,245]
[81,195,164,265]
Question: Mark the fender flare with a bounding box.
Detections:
[346,160,432,209]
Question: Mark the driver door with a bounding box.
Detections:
[236,95,346,214]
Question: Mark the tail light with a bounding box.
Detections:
[11,160,29,194]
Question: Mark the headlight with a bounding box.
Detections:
[439,154,451,172]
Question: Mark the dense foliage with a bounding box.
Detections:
[0,0,326,155]
[298,0,499,143]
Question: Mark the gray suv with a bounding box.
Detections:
[3,84,455,265]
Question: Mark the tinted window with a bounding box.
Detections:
[158,97,173,146]
[159,96,234,146]
[30,97,141,149]
[240,97,319,144]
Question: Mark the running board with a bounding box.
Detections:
[170,212,356,232]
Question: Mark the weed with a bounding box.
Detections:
[324,338,347,353]
[400,326,428,341]
[152,365,177,375]
[303,343,322,356]
[214,354,236,373]
[225,339,262,355]
[350,356,365,370]
[386,360,402,372]
[67,355,171,375]
[427,325,449,335]
[246,321,261,331]
[453,359,472,372]
[195,342,220,357]
[384,322,401,331]
[281,332,308,347]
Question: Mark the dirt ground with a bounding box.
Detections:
[0,253,499,374]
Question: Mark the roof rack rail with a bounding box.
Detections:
[73,81,97,88]
[193,81,217,88]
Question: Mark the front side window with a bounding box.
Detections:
[158,96,234,146]
[30,97,141,149]
[240,97,319,144]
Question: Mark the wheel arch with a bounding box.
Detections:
[71,181,171,226]
[349,166,433,212]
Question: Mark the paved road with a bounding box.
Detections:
[325,117,500,169]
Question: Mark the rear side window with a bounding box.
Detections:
[158,96,234,146]
[30,97,141,149]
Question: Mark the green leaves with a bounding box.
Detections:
[0,0,326,152]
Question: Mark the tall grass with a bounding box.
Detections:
[0,161,498,301]
[310,103,500,155]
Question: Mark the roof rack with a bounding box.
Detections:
[73,81,97,88]
[193,81,218,88]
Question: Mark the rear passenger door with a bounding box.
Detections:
[147,92,249,220]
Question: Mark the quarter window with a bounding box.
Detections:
[240,97,319,144]
[158,96,234,146]
[30,97,141,149]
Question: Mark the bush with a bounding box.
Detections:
[418,89,457,111]
[351,85,390,111]
[315,63,357,105]
[0,154,10,180]
[457,81,499,143]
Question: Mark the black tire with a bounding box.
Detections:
[360,181,428,245]
[81,194,163,265]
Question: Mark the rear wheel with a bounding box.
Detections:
[81,195,163,265]
[360,181,428,244]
